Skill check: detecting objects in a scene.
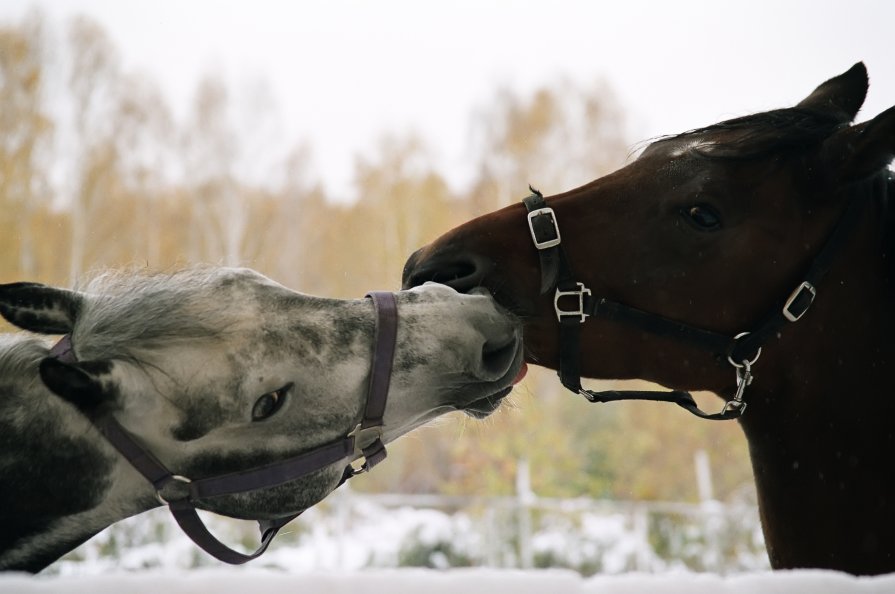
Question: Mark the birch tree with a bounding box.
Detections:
[469,78,629,213]
[67,15,121,283]
[114,73,174,266]
[0,13,52,277]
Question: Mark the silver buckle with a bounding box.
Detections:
[727,332,762,368]
[782,281,816,322]
[554,282,591,323]
[347,424,384,476]
[527,207,561,250]
[349,423,383,457]
[156,475,192,505]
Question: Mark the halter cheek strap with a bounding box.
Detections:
[350,290,398,472]
[52,291,399,564]
[523,186,866,421]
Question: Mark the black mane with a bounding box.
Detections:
[649,107,849,161]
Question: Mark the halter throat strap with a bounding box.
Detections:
[52,291,398,564]
[523,186,867,421]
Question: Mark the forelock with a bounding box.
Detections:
[72,267,241,360]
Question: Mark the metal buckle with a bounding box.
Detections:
[349,423,383,457]
[727,332,762,368]
[782,281,816,322]
[156,475,192,505]
[527,207,561,250]
[554,282,591,323]
[347,424,385,476]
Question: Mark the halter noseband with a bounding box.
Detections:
[523,185,867,421]
[51,291,398,564]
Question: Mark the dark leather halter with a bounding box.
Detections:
[523,186,866,420]
[50,291,398,564]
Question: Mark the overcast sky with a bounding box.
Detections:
[2,0,894,198]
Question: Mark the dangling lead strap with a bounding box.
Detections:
[557,317,742,420]
[95,414,328,564]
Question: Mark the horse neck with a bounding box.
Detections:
[737,176,895,573]
[0,335,154,572]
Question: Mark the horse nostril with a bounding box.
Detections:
[403,253,491,294]
[401,248,424,289]
[430,261,477,290]
[481,335,519,380]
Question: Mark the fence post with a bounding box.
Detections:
[336,484,352,570]
[516,458,534,568]
[695,449,721,572]
[632,503,651,571]
[694,449,714,502]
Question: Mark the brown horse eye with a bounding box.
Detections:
[251,384,291,421]
[683,204,722,231]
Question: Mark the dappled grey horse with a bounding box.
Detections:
[0,267,524,572]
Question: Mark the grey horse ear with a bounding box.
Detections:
[39,358,115,416]
[0,282,84,334]
[796,62,868,123]
[816,105,895,184]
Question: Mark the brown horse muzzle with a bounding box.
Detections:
[402,245,494,295]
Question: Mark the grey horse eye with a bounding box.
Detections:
[252,384,291,421]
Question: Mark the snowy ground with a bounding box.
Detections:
[4,568,895,594]
[5,492,892,592]
[28,491,770,575]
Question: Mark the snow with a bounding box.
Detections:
[3,568,895,594]
[3,487,893,592]
[31,489,770,575]
[5,494,894,593]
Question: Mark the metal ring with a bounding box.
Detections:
[156,475,192,506]
[727,332,762,368]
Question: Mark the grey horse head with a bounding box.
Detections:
[0,267,523,572]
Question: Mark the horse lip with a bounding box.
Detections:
[485,286,535,319]
[460,338,524,418]
[460,385,514,419]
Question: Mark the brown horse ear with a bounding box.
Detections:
[796,62,868,123]
[39,358,116,417]
[0,282,84,335]
[817,105,895,184]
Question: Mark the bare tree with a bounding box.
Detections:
[0,12,52,277]
[114,72,174,265]
[352,133,455,287]
[265,143,325,291]
[182,74,285,266]
[67,15,121,283]
[469,78,629,213]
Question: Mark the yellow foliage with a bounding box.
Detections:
[0,12,756,504]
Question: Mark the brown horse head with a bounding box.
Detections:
[404,63,895,573]
[405,62,892,394]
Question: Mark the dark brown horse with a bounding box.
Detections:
[403,63,895,575]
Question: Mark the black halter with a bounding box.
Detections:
[51,291,398,564]
[523,186,867,421]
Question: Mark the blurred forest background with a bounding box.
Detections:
[0,11,754,506]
